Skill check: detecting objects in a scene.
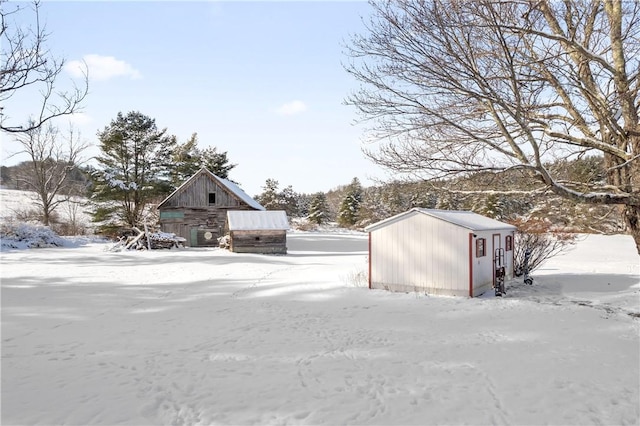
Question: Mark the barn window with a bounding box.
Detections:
[208,193,216,205]
[505,235,513,251]
[476,238,486,257]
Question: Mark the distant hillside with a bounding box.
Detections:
[352,157,625,234]
[0,188,95,236]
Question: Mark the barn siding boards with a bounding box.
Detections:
[226,210,289,255]
[157,168,264,247]
[366,208,516,298]
[160,174,243,208]
[229,230,287,254]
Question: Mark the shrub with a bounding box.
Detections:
[0,222,65,249]
[510,218,577,275]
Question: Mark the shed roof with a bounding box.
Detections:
[364,208,517,232]
[158,168,264,210]
[227,210,290,231]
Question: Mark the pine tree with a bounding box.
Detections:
[436,193,460,211]
[278,185,300,217]
[337,177,363,227]
[92,111,177,228]
[170,133,199,187]
[256,179,280,210]
[199,146,235,179]
[255,179,301,216]
[478,193,506,219]
[170,133,236,188]
[307,192,329,224]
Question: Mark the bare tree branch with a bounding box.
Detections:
[12,121,89,226]
[0,0,88,133]
[344,0,640,251]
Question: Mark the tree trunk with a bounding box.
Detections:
[624,204,640,254]
[42,208,51,227]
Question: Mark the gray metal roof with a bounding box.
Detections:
[217,176,265,211]
[364,208,517,232]
[227,210,290,231]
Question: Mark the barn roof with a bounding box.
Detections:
[364,208,517,232]
[158,168,264,210]
[227,210,290,231]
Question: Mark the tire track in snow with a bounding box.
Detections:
[230,264,296,299]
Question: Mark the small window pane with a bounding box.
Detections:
[208,193,216,205]
[505,236,513,251]
[476,238,486,257]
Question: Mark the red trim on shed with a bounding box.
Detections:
[468,233,474,297]
[368,233,372,289]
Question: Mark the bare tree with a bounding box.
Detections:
[345,0,640,252]
[1,0,88,133]
[510,218,577,274]
[12,122,89,226]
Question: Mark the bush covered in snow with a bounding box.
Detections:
[0,223,66,250]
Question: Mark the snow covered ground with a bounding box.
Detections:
[1,228,639,425]
[0,188,93,227]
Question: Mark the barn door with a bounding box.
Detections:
[190,228,198,247]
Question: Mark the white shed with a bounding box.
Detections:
[365,208,517,297]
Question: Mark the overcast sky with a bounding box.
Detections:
[1,1,393,196]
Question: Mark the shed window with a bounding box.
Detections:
[505,235,513,251]
[476,238,486,257]
[208,193,216,205]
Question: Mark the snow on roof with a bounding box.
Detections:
[227,210,290,231]
[364,208,517,232]
[217,176,265,211]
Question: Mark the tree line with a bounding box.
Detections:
[253,158,622,234]
[2,1,638,250]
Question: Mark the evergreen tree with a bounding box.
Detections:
[307,192,329,224]
[255,179,301,216]
[255,179,301,217]
[170,133,236,187]
[296,193,312,218]
[477,193,507,220]
[337,177,363,227]
[278,185,300,217]
[436,192,460,210]
[170,133,199,187]
[357,186,388,226]
[199,146,235,179]
[92,111,177,228]
[256,179,280,210]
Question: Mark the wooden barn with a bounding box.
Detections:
[225,210,289,254]
[365,208,517,297]
[157,168,264,247]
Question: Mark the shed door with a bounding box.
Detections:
[492,233,502,282]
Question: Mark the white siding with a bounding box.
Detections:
[370,212,471,297]
[505,231,515,280]
[472,230,494,296]
[470,230,516,297]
